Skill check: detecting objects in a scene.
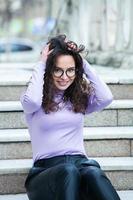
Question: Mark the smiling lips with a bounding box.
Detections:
[57,81,69,86]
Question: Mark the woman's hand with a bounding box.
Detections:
[39,43,53,63]
[64,38,78,51]
[67,42,77,50]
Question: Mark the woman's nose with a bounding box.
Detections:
[61,72,69,80]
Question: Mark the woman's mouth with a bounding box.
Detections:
[57,81,69,86]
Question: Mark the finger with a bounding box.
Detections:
[45,44,50,50]
[47,43,50,48]
[41,44,50,53]
[68,44,77,50]
[67,42,76,48]
[47,49,53,55]
[64,38,68,43]
[71,45,76,49]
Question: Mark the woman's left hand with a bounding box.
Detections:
[67,42,77,51]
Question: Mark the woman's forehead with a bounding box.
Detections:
[56,55,75,68]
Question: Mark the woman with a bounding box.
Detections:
[20,34,120,200]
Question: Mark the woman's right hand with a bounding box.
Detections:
[39,43,53,63]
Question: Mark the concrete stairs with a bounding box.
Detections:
[0,157,133,193]
[0,100,133,128]
[0,127,133,159]
[0,65,133,199]
[0,191,133,200]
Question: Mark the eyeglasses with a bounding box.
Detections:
[53,67,76,78]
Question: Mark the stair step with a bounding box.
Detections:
[1,64,133,84]
[0,157,133,193]
[84,126,133,139]
[0,126,133,141]
[117,190,133,200]
[0,191,133,200]
[1,157,133,173]
[1,84,133,100]
[0,66,133,100]
[0,100,133,128]
[0,99,133,110]
[1,83,133,101]
[0,127,133,159]
[0,194,28,200]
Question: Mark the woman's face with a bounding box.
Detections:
[52,55,76,91]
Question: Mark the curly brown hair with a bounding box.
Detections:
[42,34,93,114]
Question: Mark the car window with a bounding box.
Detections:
[0,43,7,53]
[10,43,33,52]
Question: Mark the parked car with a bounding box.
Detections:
[0,38,41,62]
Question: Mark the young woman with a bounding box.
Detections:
[20,34,120,200]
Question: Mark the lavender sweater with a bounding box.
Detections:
[20,59,113,162]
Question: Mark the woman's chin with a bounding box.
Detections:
[54,82,69,90]
[56,85,68,90]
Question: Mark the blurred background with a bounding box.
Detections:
[0,0,133,68]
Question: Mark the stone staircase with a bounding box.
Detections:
[0,65,133,199]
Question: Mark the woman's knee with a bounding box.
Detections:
[59,163,80,177]
[81,165,105,182]
[52,163,81,190]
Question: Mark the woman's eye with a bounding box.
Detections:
[55,68,61,72]
[68,69,75,72]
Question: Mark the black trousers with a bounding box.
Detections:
[25,154,121,200]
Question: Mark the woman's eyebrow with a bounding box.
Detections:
[56,66,75,69]
[67,66,75,69]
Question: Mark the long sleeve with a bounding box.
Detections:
[20,61,46,114]
[83,59,114,114]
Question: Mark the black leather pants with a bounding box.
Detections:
[25,154,121,200]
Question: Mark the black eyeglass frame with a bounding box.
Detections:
[53,67,77,78]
